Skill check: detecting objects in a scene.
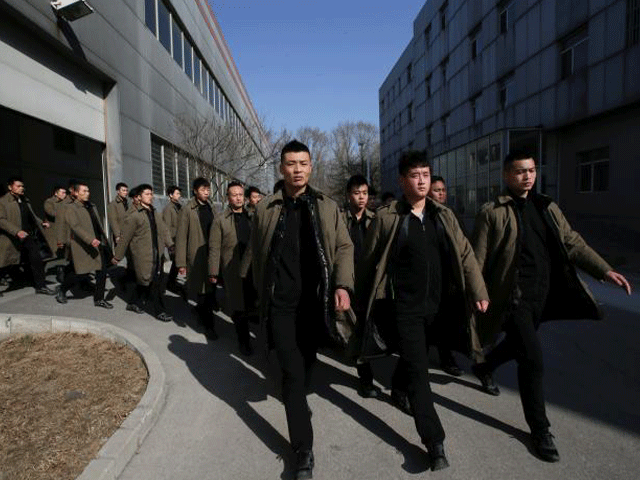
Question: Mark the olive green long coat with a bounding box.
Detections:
[0,192,51,268]
[208,207,248,316]
[107,195,128,240]
[56,196,74,247]
[162,201,181,241]
[471,192,612,346]
[114,205,173,286]
[43,195,64,253]
[354,199,489,360]
[65,200,109,275]
[175,197,215,299]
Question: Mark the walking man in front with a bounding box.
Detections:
[107,182,129,245]
[245,140,354,479]
[355,151,489,471]
[162,185,182,292]
[208,181,253,354]
[471,150,631,462]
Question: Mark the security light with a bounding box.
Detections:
[51,0,94,22]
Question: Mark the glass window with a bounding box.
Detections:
[184,39,193,80]
[194,56,201,89]
[145,0,156,35]
[209,75,215,107]
[172,17,183,67]
[577,147,609,192]
[151,137,164,193]
[560,28,588,79]
[157,1,171,53]
[203,69,209,100]
[164,147,175,188]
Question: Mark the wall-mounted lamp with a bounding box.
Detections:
[51,0,94,22]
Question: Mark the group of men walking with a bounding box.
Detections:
[0,139,632,479]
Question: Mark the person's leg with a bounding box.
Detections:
[93,269,112,308]
[270,307,314,454]
[22,236,47,290]
[197,292,217,339]
[232,312,252,354]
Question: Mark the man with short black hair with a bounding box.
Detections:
[356,151,489,471]
[471,150,631,462]
[107,182,129,245]
[245,185,262,216]
[381,191,395,206]
[176,177,218,339]
[43,185,67,280]
[56,181,113,308]
[209,181,254,354]
[0,177,54,295]
[163,185,182,291]
[244,139,354,480]
[113,184,173,321]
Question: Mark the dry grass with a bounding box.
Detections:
[0,332,148,480]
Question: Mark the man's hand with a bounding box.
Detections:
[17,231,28,240]
[334,288,350,312]
[178,267,187,276]
[111,257,119,265]
[605,271,632,295]
[90,238,101,248]
[42,221,50,229]
[474,299,490,313]
[208,276,218,284]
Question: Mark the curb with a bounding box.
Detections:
[0,313,166,480]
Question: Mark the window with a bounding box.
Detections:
[145,0,156,35]
[427,124,433,146]
[209,75,215,107]
[177,153,189,195]
[202,69,209,100]
[151,137,164,193]
[157,0,171,53]
[471,37,478,59]
[441,57,448,86]
[426,74,432,98]
[164,146,176,188]
[471,99,477,124]
[152,135,194,196]
[561,27,588,79]
[440,2,448,32]
[194,55,201,90]
[577,147,609,192]
[407,102,413,122]
[424,23,432,50]
[629,0,640,46]
[407,63,413,83]
[442,115,449,139]
[172,17,182,67]
[498,75,513,109]
[184,39,193,80]
[499,2,513,34]
[380,98,385,112]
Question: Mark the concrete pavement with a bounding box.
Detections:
[1,273,639,480]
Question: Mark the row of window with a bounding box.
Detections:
[145,0,246,136]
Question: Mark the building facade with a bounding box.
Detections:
[0,0,271,222]
[380,0,640,241]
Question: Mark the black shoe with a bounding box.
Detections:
[391,389,412,415]
[471,363,500,396]
[357,381,381,398]
[294,449,314,480]
[55,287,68,304]
[156,312,173,322]
[204,326,218,341]
[56,266,65,284]
[427,443,450,471]
[531,431,560,462]
[35,286,56,295]
[440,359,463,377]
[126,303,144,314]
[94,299,114,309]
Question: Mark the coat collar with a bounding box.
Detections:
[266,184,323,209]
[188,197,212,210]
[391,197,443,216]
[344,207,375,222]
[115,195,127,204]
[496,189,553,208]
[223,206,246,218]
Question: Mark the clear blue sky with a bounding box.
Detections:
[208,1,425,134]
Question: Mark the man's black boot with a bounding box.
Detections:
[471,362,500,396]
[531,431,560,462]
[357,380,381,398]
[294,449,314,480]
[427,443,450,471]
[55,286,68,304]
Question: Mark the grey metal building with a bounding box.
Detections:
[0,0,270,219]
[380,0,640,241]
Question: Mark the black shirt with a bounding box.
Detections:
[513,194,551,304]
[144,207,161,278]
[392,209,442,316]
[348,213,367,267]
[233,210,251,257]
[17,196,37,234]
[197,202,214,242]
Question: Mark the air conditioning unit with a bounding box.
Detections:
[51,0,94,22]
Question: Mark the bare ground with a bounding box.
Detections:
[0,332,148,480]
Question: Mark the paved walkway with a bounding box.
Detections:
[1,273,639,480]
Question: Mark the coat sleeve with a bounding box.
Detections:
[0,202,21,236]
[114,214,137,260]
[162,205,174,239]
[66,207,96,247]
[208,216,224,277]
[447,211,488,302]
[157,215,173,249]
[332,204,355,293]
[44,198,56,217]
[471,204,493,273]
[107,202,121,238]
[174,207,189,268]
[56,204,67,245]
[549,203,612,280]
[240,213,256,280]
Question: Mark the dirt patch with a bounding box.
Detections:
[0,332,148,480]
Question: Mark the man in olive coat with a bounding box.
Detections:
[0,177,54,294]
[113,184,173,321]
[354,152,489,472]
[208,181,253,354]
[243,140,354,480]
[56,181,113,308]
[107,182,129,245]
[175,177,218,339]
[471,150,631,463]
[162,185,182,292]
[43,185,67,256]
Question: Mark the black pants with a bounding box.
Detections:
[20,236,46,289]
[269,305,320,452]
[391,313,445,446]
[135,273,166,316]
[196,292,217,329]
[167,257,179,287]
[484,303,549,434]
[60,267,107,302]
[231,312,250,345]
